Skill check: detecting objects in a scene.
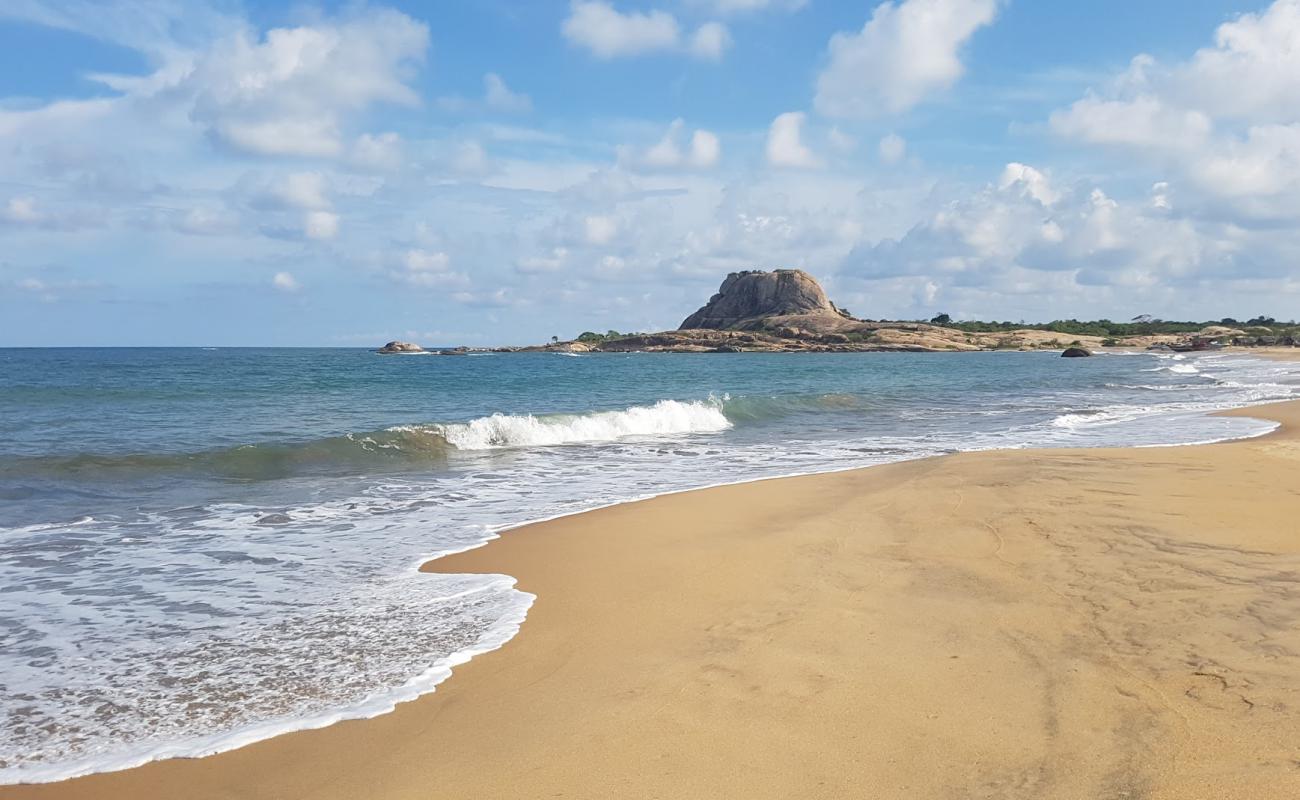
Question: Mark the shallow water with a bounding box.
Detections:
[1,347,1297,782]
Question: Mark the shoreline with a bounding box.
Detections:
[4,393,1300,798]
[8,365,1286,786]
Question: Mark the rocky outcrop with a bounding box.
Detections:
[1061,347,1093,358]
[679,269,853,331]
[377,341,425,354]
[516,269,1189,354]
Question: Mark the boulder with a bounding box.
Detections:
[1061,347,1093,358]
[377,341,425,354]
[679,269,851,330]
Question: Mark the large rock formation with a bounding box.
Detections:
[679,269,853,331]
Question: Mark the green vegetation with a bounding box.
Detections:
[925,316,1299,338]
[575,330,628,343]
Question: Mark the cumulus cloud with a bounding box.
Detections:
[998,162,1058,206]
[815,0,1001,118]
[766,112,820,168]
[562,2,680,57]
[562,2,729,60]
[842,162,1256,315]
[689,22,732,60]
[634,119,722,169]
[175,9,429,158]
[1049,0,1300,221]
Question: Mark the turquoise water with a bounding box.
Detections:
[1,347,1297,782]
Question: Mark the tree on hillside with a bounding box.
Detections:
[930,313,952,325]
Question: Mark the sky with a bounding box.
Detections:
[1,0,1299,346]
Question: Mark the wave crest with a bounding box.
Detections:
[409,398,733,450]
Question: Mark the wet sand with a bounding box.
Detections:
[7,400,1300,799]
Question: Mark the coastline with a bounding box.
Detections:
[6,393,1300,798]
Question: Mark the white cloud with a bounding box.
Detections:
[182,9,429,157]
[1048,0,1300,221]
[689,130,722,168]
[304,211,339,240]
[1050,92,1212,151]
[878,133,906,163]
[272,271,300,291]
[351,132,403,171]
[393,249,470,288]
[815,0,1001,118]
[844,163,1246,307]
[274,172,330,210]
[561,2,729,61]
[562,2,680,58]
[998,162,1058,206]
[1174,0,1300,122]
[689,22,732,61]
[634,119,722,169]
[483,73,533,113]
[584,215,620,245]
[766,112,820,168]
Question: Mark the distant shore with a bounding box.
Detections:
[8,388,1300,798]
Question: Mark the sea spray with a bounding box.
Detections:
[418,397,733,450]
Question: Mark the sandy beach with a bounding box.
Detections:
[8,395,1300,799]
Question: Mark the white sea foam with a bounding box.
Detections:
[421,398,733,450]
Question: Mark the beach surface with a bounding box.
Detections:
[8,398,1300,799]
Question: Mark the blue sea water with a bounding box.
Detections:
[1,347,1298,782]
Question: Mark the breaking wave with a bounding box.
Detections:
[415,398,733,450]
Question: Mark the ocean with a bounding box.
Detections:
[2,347,1298,783]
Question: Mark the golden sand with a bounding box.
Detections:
[7,400,1300,799]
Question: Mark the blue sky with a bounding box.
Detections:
[1,0,1298,346]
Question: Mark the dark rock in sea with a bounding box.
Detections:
[377,341,425,354]
[256,513,293,525]
[679,269,853,331]
[712,345,744,353]
[1061,347,1093,358]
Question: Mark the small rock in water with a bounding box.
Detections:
[377,341,425,354]
[256,513,293,526]
[1061,347,1093,358]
